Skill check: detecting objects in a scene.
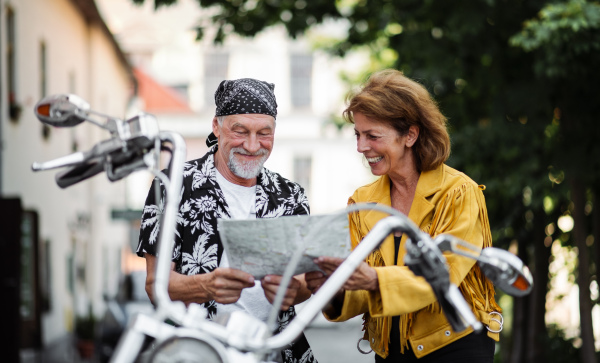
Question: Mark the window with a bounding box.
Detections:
[69,71,78,151]
[40,42,47,98]
[293,155,312,200]
[6,7,21,122]
[69,70,76,94]
[204,53,229,109]
[171,84,189,103]
[290,54,313,108]
[40,42,50,139]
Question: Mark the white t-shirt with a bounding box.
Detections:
[214,170,272,323]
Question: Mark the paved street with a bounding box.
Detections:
[304,316,374,363]
[21,316,374,363]
[21,337,95,363]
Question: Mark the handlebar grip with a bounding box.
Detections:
[55,160,105,188]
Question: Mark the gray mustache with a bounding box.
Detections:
[231,147,268,156]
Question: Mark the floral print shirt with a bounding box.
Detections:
[136,145,316,363]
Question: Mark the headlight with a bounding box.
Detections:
[149,334,228,363]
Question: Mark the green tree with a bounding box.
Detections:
[135,0,600,361]
[511,2,600,362]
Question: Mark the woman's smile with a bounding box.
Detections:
[366,156,383,164]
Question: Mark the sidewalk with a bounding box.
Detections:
[20,334,99,363]
[19,319,369,363]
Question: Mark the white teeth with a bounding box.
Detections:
[366,156,382,163]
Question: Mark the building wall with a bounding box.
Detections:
[0,0,134,344]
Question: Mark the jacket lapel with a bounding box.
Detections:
[406,166,443,230]
[359,176,395,266]
[361,166,445,266]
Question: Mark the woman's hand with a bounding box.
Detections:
[313,256,379,292]
[305,270,328,294]
[305,269,346,318]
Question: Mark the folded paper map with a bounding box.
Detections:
[217,213,351,279]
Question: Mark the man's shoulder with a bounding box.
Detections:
[259,167,310,215]
[260,167,304,193]
[177,151,217,193]
[184,149,214,169]
[181,149,216,176]
[261,167,292,181]
[183,156,205,170]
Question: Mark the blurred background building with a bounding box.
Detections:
[0,0,135,361]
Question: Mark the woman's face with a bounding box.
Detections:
[353,112,418,177]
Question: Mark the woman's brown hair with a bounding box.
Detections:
[343,69,450,172]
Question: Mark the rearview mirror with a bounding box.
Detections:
[477,248,533,297]
[34,94,90,127]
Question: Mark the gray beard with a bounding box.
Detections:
[227,147,268,179]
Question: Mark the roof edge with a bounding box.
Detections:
[68,0,137,92]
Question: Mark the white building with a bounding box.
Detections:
[0,0,135,357]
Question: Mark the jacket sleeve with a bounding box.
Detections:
[323,204,371,321]
[366,183,486,318]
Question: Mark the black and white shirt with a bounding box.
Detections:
[137,145,316,363]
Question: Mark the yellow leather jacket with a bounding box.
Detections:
[324,164,502,358]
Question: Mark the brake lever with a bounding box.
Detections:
[434,235,481,260]
[32,137,124,173]
[32,151,89,171]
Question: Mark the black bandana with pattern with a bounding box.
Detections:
[215,78,277,118]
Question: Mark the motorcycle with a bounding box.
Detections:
[97,270,154,362]
[32,94,533,363]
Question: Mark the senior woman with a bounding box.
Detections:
[306,69,502,362]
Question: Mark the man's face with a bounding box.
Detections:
[213,114,275,180]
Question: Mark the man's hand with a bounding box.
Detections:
[145,254,256,306]
[201,268,256,304]
[261,274,309,310]
[305,270,328,294]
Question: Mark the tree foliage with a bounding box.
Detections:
[510,3,600,362]
[511,0,600,182]
[136,0,600,361]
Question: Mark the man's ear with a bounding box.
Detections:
[212,117,220,137]
[406,126,419,147]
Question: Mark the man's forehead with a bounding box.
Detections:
[224,114,276,128]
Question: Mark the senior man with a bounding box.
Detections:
[136,78,316,362]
